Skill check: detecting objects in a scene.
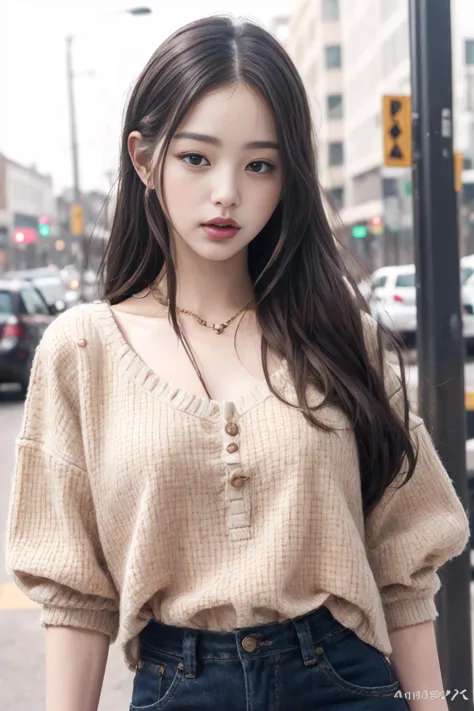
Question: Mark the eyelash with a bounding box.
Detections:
[177,152,276,174]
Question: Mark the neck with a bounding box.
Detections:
[157,250,255,322]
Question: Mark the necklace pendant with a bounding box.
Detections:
[213,323,226,334]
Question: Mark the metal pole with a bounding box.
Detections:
[65,35,86,301]
[409,1,473,707]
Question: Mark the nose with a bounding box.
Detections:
[210,166,240,208]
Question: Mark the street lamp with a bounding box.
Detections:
[65,6,153,301]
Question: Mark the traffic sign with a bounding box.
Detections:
[13,228,37,245]
[383,95,412,167]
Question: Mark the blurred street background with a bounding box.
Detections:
[2,0,474,708]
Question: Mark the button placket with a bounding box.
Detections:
[222,402,251,541]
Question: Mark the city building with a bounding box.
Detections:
[0,154,56,272]
[0,155,112,274]
[285,0,344,214]
[285,0,474,273]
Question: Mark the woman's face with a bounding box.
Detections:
[160,83,282,263]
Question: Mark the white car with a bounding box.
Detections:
[461,254,474,285]
[369,264,474,345]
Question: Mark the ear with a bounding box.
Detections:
[128,131,154,188]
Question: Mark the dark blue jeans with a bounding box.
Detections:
[130,606,409,710]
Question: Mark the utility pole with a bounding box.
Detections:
[64,9,152,301]
[408,1,473,707]
[65,34,87,301]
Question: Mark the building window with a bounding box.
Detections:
[325,45,342,69]
[327,94,343,119]
[329,187,344,208]
[466,39,474,65]
[329,142,344,166]
[323,0,339,21]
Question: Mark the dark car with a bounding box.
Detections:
[4,267,68,312]
[0,278,57,394]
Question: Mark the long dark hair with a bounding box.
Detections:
[99,15,416,518]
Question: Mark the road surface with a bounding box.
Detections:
[0,388,132,710]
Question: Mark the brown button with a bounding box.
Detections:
[241,635,258,653]
[230,473,247,488]
[226,442,239,454]
[77,338,87,348]
[225,422,239,437]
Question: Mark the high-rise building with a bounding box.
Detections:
[286,0,345,214]
[285,0,474,271]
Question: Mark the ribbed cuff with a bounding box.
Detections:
[383,596,438,632]
[41,605,119,642]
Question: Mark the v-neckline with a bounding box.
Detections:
[94,301,289,420]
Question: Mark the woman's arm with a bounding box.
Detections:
[6,321,120,707]
[389,621,448,710]
[46,627,110,711]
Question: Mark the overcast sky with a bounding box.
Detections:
[1,0,293,196]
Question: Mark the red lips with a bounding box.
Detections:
[203,217,240,228]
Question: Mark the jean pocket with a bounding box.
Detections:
[130,653,184,710]
[314,629,401,698]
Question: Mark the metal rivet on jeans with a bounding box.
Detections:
[242,635,258,653]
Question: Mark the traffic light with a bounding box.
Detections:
[382,95,412,167]
[38,216,51,238]
[369,216,383,234]
[352,225,367,239]
[70,204,84,236]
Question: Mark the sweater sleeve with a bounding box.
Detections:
[6,316,119,640]
[362,313,470,632]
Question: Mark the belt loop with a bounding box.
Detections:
[293,617,317,666]
[183,630,198,678]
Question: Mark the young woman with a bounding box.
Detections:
[6,15,469,711]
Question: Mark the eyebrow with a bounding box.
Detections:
[172,131,279,150]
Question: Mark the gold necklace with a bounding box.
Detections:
[151,285,253,334]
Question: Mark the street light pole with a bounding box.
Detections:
[408,1,472,707]
[66,35,81,207]
[65,34,85,297]
[65,6,152,301]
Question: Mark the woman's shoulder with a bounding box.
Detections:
[39,301,111,361]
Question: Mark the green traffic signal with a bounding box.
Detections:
[352,225,368,239]
[38,224,51,237]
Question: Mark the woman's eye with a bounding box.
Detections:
[180,153,209,167]
[247,161,274,174]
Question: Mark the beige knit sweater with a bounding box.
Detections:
[6,302,469,670]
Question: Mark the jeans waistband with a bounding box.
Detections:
[139,606,345,679]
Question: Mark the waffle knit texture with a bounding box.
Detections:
[5,302,470,670]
